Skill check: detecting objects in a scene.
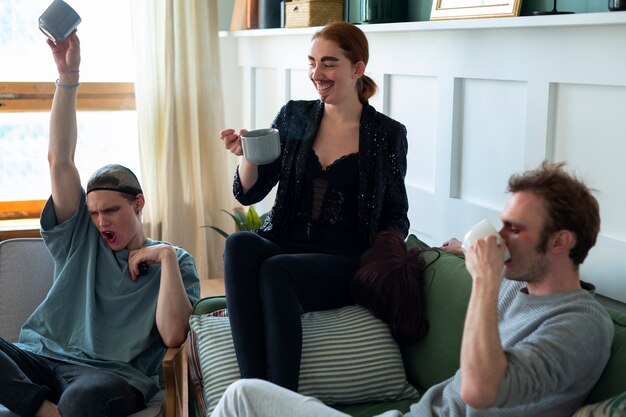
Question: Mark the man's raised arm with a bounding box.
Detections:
[47,32,82,224]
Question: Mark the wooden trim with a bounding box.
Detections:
[0,228,41,241]
[0,200,46,221]
[0,228,41,242]
[162,339,189,417]
[0,200,45,241]
[0,82,135,112]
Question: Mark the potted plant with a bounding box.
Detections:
[204,205,269,238]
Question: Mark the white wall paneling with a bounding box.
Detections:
[550,82,626,301]
[219,13,626,302]
[389,75,438,193]
[455,78,527,210]
[253,67,286,127]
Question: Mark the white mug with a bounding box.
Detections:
[241,128,281,165]
[39,0,82,42]
[462,219,511,261]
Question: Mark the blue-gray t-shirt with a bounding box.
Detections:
[16,192,200,400]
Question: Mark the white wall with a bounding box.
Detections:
[218,13,626,303]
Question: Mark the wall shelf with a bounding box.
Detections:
[219,11,626,38]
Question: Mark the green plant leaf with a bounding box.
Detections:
[246,205,261,229]
[203,205,269,237]
[220,209,245,231]
[232,209,247,226]
[203,225,229,239]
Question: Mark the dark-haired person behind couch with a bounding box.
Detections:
[209,161,613,417]
[351,230,430,345]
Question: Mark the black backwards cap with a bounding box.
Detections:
[86,164,143,197]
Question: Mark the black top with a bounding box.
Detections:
[233,99,409,251]
[282,148,361,256]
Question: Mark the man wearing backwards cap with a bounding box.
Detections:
[0,32,200,417]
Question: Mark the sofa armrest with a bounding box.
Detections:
[162,339,189,417]
[192,296,227,315]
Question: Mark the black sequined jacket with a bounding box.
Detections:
[233,99,409,248]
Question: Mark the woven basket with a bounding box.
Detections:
[285,0,344,28]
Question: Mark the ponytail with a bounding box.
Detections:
[357,75,377,104]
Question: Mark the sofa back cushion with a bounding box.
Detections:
[402,235,471,391]
[0,238,54,343]
[586,307,626,403]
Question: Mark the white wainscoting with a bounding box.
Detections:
[218,12,626,302]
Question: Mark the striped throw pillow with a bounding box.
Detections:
[188,309,229,415]
[189,305,419,416]
[573,393,626,417]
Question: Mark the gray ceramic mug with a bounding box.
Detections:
[39,0,82,42]
[241,128,281,165]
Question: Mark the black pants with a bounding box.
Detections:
[223,231,358,392]
[0,338,144,417]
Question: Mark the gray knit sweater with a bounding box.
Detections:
[407,279,614,417]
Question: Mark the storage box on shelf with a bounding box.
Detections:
[285,0,344,28]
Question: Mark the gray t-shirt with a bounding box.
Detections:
[16,192,200,399]
[407,279,613,417]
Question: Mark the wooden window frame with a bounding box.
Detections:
[0,81,135,112]
[0,200,47,221]
[0,81,135,237]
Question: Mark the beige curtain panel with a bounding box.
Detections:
[131,0,233,279]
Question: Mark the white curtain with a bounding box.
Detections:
[130,0,234,279]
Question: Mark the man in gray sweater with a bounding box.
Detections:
[210,161,614,417]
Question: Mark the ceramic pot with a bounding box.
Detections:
[259,0,281,28]
[360,0,393,23]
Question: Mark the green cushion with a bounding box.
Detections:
[401,235,471,391]
[586,308,626,404]
[574,392,626,417]
[192,296,227,315]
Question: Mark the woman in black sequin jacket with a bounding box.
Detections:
[218,22,409,392]
[235,98,409,245]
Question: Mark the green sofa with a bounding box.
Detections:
[190,235,626,417]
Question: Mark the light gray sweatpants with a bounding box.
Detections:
[211,379,404,417]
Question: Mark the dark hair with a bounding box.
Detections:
[312,22,377,104]
[508,161,600,265]
[351,231,429,345]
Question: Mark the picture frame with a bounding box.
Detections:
[430,0,522,21]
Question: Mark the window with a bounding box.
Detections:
[0,0,139,229]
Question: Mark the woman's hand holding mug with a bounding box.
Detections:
[220,128,247,157]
